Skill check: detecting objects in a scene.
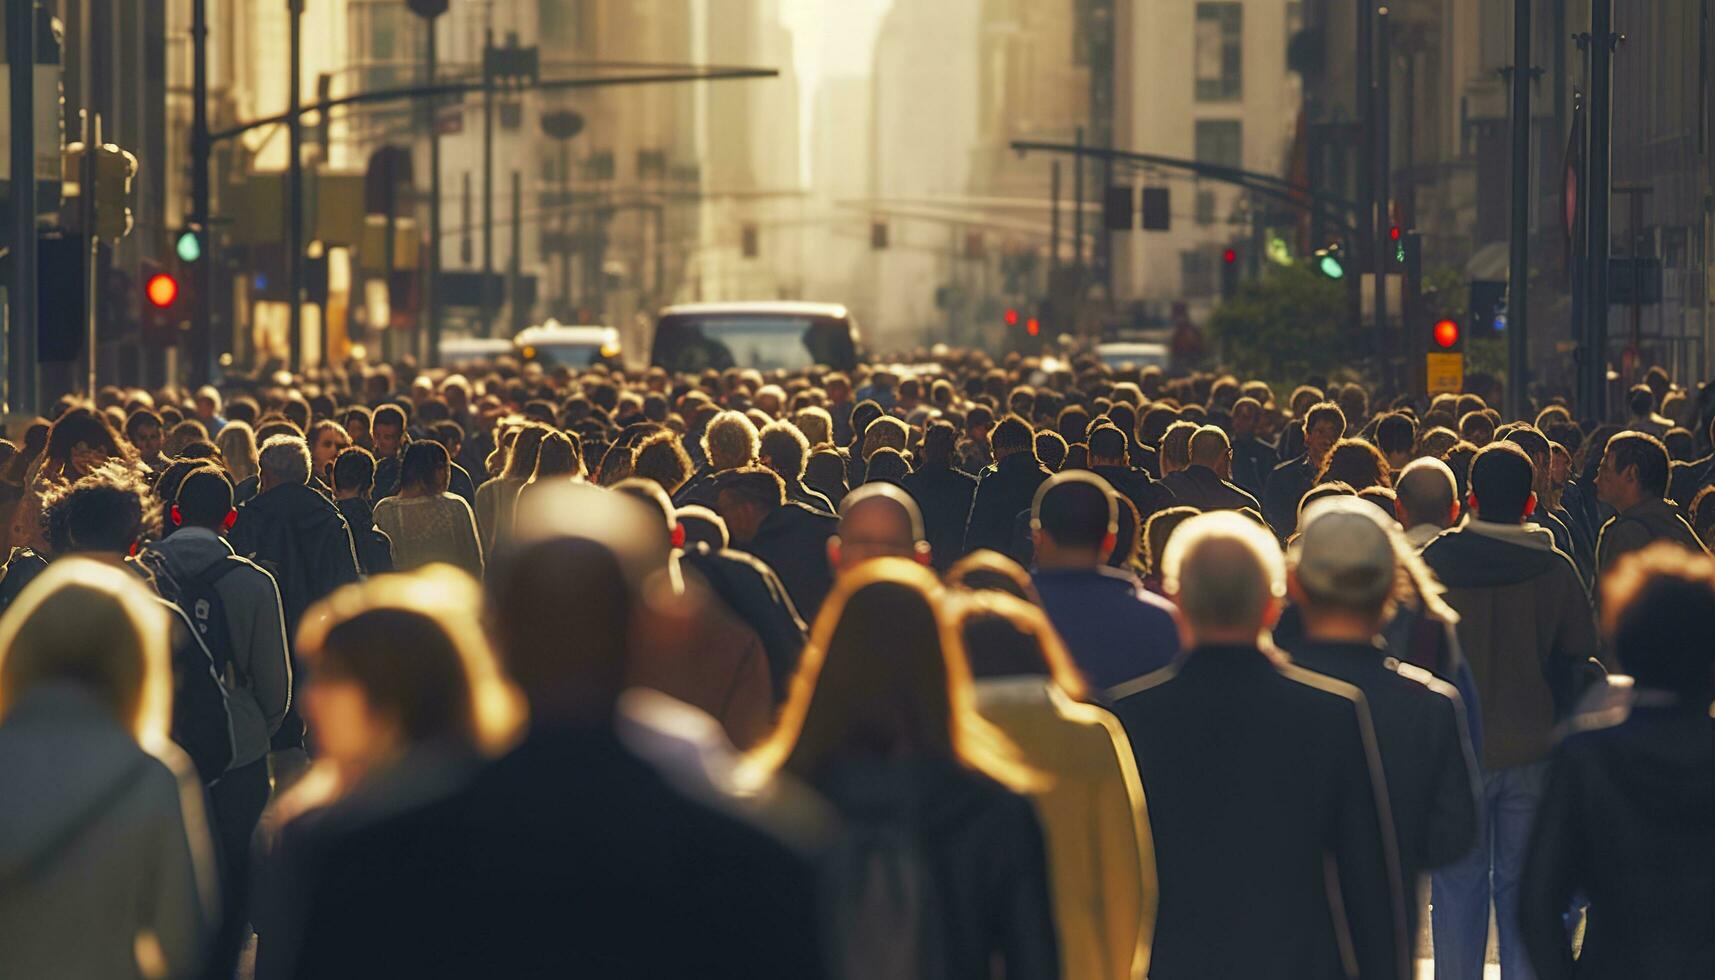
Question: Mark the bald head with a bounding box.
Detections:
[829,483,928,574]
[1395,457,1458,530]
[1163,511,1285,644]
[1189,425,1232,472]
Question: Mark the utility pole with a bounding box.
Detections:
[509,169,523,334]
[1583,0,1615,419]
[190,0,212,383]
[1050,160,1061,276]
[1374,5,1391,388]
[1073,126,1085,272]
[1355,0,1374,295]
[408,0,447,365]
[1505,0,1533,420]
[287,0,304,373]
[79,111,97,396]
[7,0,39,414]
[481,27,495,338]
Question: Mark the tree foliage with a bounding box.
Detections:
[1208,264,1356,385]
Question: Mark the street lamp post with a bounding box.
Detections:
[540,108,585,318]
[407,0,447,365]
[287,0,304,373]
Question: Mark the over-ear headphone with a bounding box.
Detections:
[223,509,238,532]
[170,504,182,527]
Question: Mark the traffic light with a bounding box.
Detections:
[1003,307,1020,328]
[1103,186,1135,231]
[62,141,139,242]
[1430,317,1462,353]
[1220,247,1239,299]
[140,259,183,347]
[176,228,202,263]
[1313,243,1346,279]
[1141,187,1171,231]
[1025,316,1040,337]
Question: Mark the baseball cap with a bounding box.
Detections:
[1291,495,1398,603]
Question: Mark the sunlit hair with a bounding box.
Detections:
[744,558,1038,793]
[529,430,584,483]
[0,557,172,746]
[216,420,259,482]
[296,564,524,757]
[501,423,550,480]
[945,549,1041,604]
[951,590,1089,702]
[1316,437,1392,491]
[1163,510,1285,633]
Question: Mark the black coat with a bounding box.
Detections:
[372,454,402,501]
[813,758,1059,980]
[1262,454,1317,539]
[963,453,1051,560]
[1089,464,1176,526]
[1161,465,1263,515]
[335,497,395,577]
[734,502,837,624]
[671,462,720,510]
[1520,695,1715,979]
[901,464,977,571]
[1110,645,1406,980]
[680,544,807,700]
[1230,434,1278,498]
[282,728,825,979]
[1283,639,1481,939]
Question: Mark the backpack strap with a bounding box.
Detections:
[185,556,251,687]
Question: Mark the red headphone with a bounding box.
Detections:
[170,504,238,532]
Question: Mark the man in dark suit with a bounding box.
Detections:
[901,421,978,571]
[1109,511,1408,980]
[1263,401,1346,539]
[1281,496,1482,944]
[963,414,1051,562]
[1160,426,1264,515]
[279,485,823,979]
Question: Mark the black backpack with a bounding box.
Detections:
[820,772,950,980]
[143,552,248,688]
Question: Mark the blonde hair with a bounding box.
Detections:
[217,420,259,483]
[744,558,1038,793]
[0,557,172,745]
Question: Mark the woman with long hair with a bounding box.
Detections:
[9,407,134,552]
[955,590,1158,980]
[372,441,483,578]
[255,566,522,979]
[217,420,260,486]
[746,558,1059,980]
[0,558,216,978]
[513,430,584,520]
[474,422,545,554]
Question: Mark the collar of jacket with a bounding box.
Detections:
[1179,643,1276,675]
[996,451,1046,474]
[1459,515,1554,551]
[1618,496,1678,522]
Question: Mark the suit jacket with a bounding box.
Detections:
[902,464,978,571]
[1283,639,1481,939]
[1263,454,1317,539]
[733,502,837,624]
[1520,695,1715,979]
[1160,465,1263,515]
[1230,435,1278,498]
[1109,645,1407,980]
[1089,465,1176,526]
[964,453,1051,560]
[284,727,824,979]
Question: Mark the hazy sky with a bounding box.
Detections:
[778,0,893,185]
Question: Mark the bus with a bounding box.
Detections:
[650,301,860,373]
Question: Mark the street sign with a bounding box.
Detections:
[1426,352,1464,394]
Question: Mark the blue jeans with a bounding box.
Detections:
[1432,761,1548,979]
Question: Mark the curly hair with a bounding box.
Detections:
[43,460,158,554]
[1315,438,1393,492]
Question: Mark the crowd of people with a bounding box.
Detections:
[0,350,1711,980]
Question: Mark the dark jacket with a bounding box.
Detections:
[671,462,720,510]
[679,544,807,701]
[813,758,1059,980]
[1033,566,1179,691]
[1668,452,1713,510]
[283,727,825,979]
[1520,692,1715,980]
[1262,453,1317,539]
[1595,496,1707,573]
[334,497,394,577]
[1089,465,1175,526]
[901,464,978,571]
[964,453,1051,560]
[734,502,837,624]
[1161,464,1263,515]
[1283,639,1481,939]
[1109,645,1406,980]
[1420,521,1600,771]
[448,462,478,509]
[230,484,362,750]
[1230,434,1277,498]
[782,476,835,515]
[372,454,402,501]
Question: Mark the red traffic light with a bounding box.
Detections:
[1025,317,1040,337]
[1389,225,1402,242]
[1432,318,1460,349]
[1003,308,1020,327]
[145,273,179,309]
[1221,248,1238,265]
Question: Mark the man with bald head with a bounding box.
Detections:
[284,483,823,978]
[1159,425,1263,514]
[1108,512,1406,980]
[828,482,930,575]
[1396,457,1461,549]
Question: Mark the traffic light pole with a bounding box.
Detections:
[424,17,441,366]
[481,28,495,338]
[190,0,212,384]
[1505,0,1533,421]
[7,0,39,414]
[80,111,97,396]
[1582,0,1615,420]
[1373,6,1391,388]
[287,0,304,373]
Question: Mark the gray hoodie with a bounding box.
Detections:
[147,527,292,769]
[0,683,216,978]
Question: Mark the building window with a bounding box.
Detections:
[1196,189,1217,225]
[1182,250,1215,297]
[1195,3,1243,102]
[1195,120,1243,169]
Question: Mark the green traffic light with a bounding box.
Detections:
[176,231,201,263]
[1318,254,1345,279]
